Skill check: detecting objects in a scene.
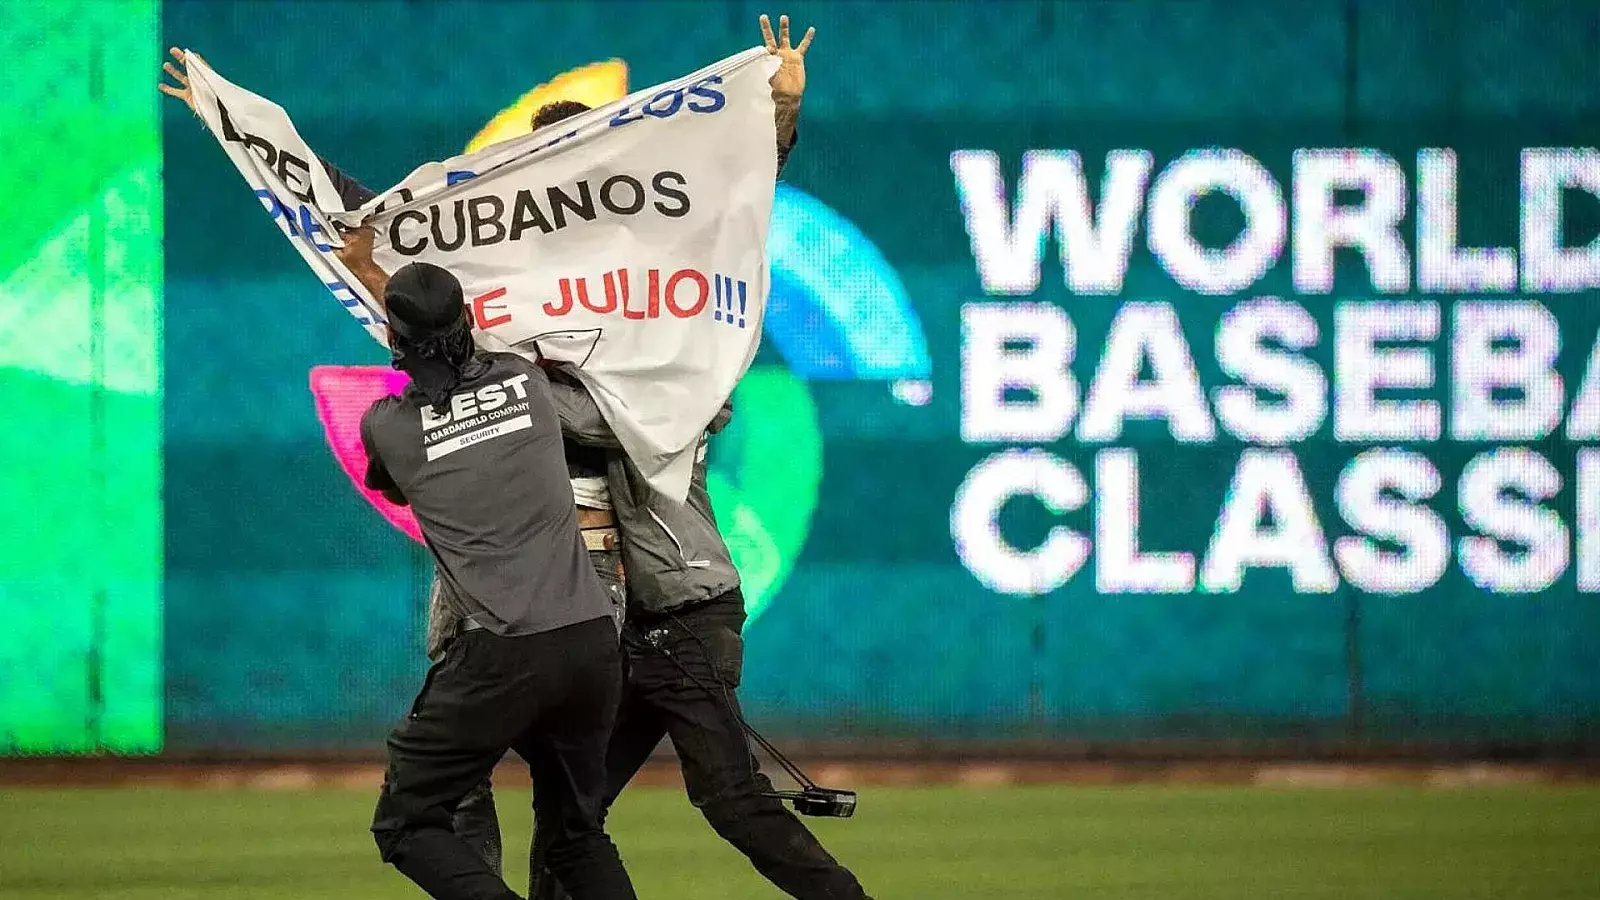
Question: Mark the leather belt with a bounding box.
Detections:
[582,527,619,552]
[577,507,615,529]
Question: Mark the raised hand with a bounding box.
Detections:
[759,14,814,102]
[157,46,197,114]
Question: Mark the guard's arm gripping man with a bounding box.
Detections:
[545,362,734,448]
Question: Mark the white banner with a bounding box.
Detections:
[185,49,782,500]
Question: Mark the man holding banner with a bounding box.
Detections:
[321,20,870,900]
[162,13,870,899]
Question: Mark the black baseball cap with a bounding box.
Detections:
[384,262,467,342]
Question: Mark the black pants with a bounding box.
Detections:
[447,550,626,884]
[372,615,636,900]
[526,590,870,900]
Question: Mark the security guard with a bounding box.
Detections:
[361,261,636,900]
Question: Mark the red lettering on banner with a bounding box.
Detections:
[664,269,709,318]
[606,270,640,319]
[546,268,720,320]
[580,275,616,314]
[618,269,660,319]
[471,287,511,329]
[564,277,595,313]
[641,269,663,319]
[546,279,575,316]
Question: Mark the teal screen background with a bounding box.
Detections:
[17,0,1594,752]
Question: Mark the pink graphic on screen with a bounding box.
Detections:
[309,365,425,544]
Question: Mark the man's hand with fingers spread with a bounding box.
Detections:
[759,14,814,149]
[158,46,200,115]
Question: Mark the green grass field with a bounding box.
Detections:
[2,785,1597,899]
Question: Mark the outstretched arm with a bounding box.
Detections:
[318,156,378,210]
[160,46,376,209]
[776,118,800,176]
[759,15,814,175]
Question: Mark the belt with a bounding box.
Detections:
[582,527,619,552]
[577,507,615,529]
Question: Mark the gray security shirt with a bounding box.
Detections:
[361,352,610,637]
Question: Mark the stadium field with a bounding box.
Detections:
[2,784,1596,899]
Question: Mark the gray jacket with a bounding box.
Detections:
[547,366,740,617]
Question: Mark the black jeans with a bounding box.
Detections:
[527,590,870,900]
[448,549,625,881]
[372,615,636,900]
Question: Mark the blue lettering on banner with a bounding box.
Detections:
[685,75,727,113]
[534,129,578,152]
[255,188,298,235]
[609,75,726,129]
[255,188,334,252]
[712,273,749,329]
[299,207,332,252]
[642,89,684,119]
[255,191,383,326]
[327,279,386,327]
[446,170,478,186]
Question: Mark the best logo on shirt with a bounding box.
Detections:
[421,372,531,430]
[421,372,535,461]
